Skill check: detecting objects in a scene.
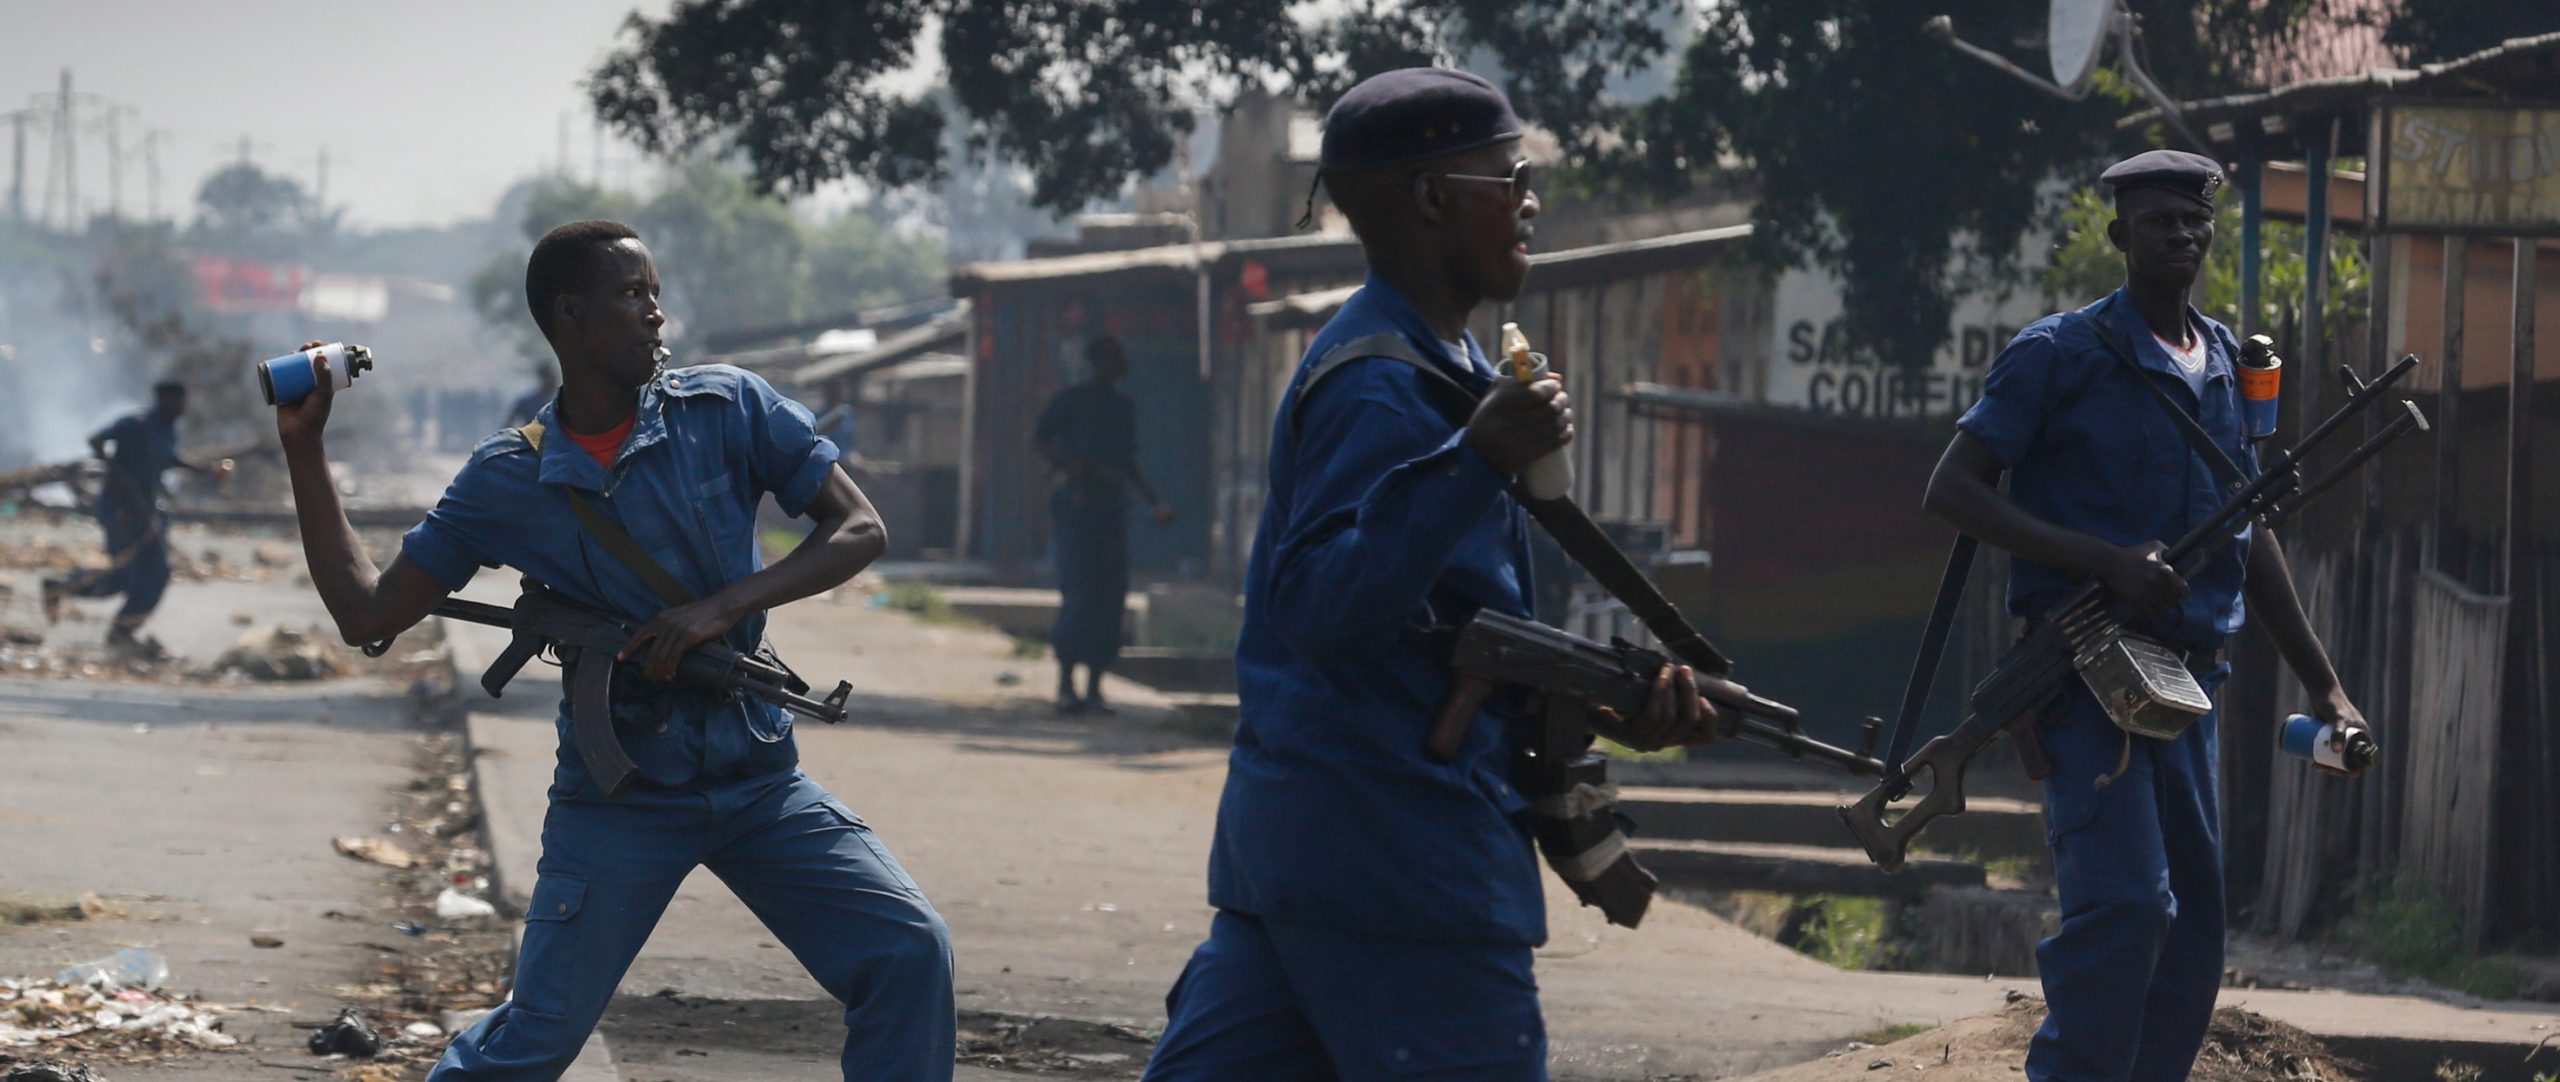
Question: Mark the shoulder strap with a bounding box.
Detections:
[1286,332,1482,433]
[2077,302,2251,494]
[518,423,697,608]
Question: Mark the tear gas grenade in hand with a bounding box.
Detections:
[259,342,374,406]
[2281,713,2378,775]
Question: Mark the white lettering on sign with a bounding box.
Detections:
[1763,266,2050,420]
[2381,106,2560,235]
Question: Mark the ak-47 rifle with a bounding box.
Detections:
[369,585,853,796]
[1838,355,2430,872]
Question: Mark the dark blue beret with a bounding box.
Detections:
[1319,67,1522,173]
[2102,149,2224,208]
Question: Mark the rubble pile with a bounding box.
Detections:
[1727,994,2363,1081]
[0,978,235,1059]
[213,624,348,681]
[306,733,514,1076]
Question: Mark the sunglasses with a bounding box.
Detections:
[1431,159,1539,204]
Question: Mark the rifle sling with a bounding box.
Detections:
[1290,334,1731,675]
[2081,298,2253,496]
[519,422,698,609]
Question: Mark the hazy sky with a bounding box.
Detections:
[1,0,680,230]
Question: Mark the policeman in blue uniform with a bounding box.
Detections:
[272,220,955,1081]
[46,380,225,647]
[1926,151,2371,1081]
[1142,69,1719,1081]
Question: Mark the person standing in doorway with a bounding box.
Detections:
[1034,333,1172,714]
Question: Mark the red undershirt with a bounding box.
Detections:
[563,412,635,468]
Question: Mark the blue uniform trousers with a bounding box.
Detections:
[2027,668,2226,1082]
[430,769,954,1081]
[64,490,170,624]
[1143,910,1546,1082]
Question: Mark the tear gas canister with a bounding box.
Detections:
[258,342,374,407]
[2238,334,2282,439]
[2280,712,2377,774]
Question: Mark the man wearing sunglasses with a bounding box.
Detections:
[1142,67,1718,1082]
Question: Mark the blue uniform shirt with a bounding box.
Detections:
[1212,273,1545,946]
[95,410,182,505]
[1957,290,2258,650]
[401,364,840,794]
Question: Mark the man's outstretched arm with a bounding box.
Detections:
[276,349,450,646]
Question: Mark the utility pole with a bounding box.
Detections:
[7,111,26,224]
[592,122,603,186]
[142,129,167,221]
[57,69,77,230]
[94,105,126,220]
[558,112,571,177]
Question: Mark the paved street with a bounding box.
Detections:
[4,525,2556,1080]
[459,578,2560,1080]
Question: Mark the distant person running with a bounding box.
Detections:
[45,380,228,649]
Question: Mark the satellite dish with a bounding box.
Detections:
[2047,0,2115,95]
[1925,2,2213,153]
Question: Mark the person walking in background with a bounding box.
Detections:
[1033,333,1171,715]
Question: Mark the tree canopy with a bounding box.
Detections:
[591,0,2539,370]
[468,163,946,364]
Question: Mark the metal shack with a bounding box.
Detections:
[949,236,1366,581]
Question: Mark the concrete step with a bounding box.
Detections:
[934,586,1148,642]
[1634,839,1985,900]
[1619,786,2047,863]
[1159,691,1238,742]
[1113,648,1236,695]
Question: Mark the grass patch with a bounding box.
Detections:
[759,526,807,560]
[1595,737,1687,763]
[1851,1022,1934,1046]
[1793,894,1895,971]
[877,580,966,626]
[0,891,82,926]
[2338,879,2526,1001]
[0,890,129,925]
[1010,636,1049,659]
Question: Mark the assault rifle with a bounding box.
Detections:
[1431,609,1883,928]
[1431,609,1881,776]
[1838,355,2430,871]
[369,585,853,796]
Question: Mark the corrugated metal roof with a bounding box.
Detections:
[2120,31,2560,149]
[948,233,1362,289]
[1245,223,1756,329]
[788,302,972,385]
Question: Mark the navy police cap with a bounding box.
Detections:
[1319,67,1523,173]
[2102,149,2224,208]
